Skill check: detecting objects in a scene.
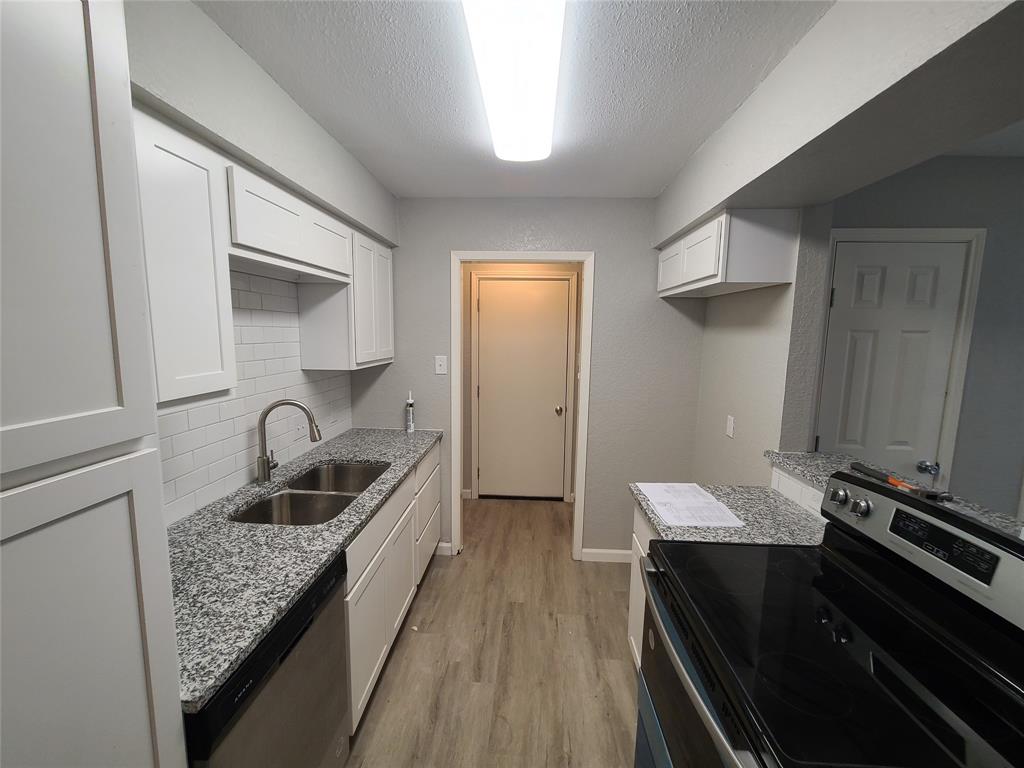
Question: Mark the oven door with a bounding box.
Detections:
[638,559,762,768]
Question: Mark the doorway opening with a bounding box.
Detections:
[815,228,985,489]
[449,251,594,560]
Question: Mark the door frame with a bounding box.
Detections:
[816,228,986,487]
[450,251,594,560]
[470,270,579,501]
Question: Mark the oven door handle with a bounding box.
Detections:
[641,557,748,768]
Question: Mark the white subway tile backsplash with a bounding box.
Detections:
[156,269,353,526]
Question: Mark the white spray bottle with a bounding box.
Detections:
[405,390,415,434]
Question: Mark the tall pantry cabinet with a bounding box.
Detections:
[0,2,186,766]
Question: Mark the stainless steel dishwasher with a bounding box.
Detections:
[184,551,349,767]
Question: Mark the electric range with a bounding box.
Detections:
[635,471,1024,768]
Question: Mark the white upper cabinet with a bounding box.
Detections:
[297,233,395,370]
[307,208,354,276]
[228,164,354,277]
[228,165,304,260]
[135,110,237,402]
[657,209,800,298]
[1,0,157,473]
[352,235,379,363]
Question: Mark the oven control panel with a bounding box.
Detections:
[889,509,999,586]
[821,476,1023,631]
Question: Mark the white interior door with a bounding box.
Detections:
[475,277,570,497]
[818,240,967,480]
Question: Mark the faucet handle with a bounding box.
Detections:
[269,450,278,471]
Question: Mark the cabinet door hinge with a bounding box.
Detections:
[477,297,480,312]
[477,467,480,479]
[814,435,820,452]
[476,384,480,398]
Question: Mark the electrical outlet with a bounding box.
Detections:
[726,415,735,438]
[434,355,448,375]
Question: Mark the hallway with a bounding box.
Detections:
[346,498,637,767]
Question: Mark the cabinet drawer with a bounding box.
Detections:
[415,502,440,585]
[306,210,353,276]
[681,216,722,284]
[345,474,415,591]
[227,165,303,259]
[415,465,440,538]
[415,444,440,491]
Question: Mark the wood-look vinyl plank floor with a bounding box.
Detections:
[346,498,636,768]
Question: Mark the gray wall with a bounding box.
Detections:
[689,284,795,486]
[779,203,835,452]
[832,156,1024,515]
[123,0,398,244]
[350,198,705,551]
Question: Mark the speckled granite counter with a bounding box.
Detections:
[167,427,442,713]
[764,449,1022,540]
[629,483,825,546]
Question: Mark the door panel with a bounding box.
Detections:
[0,449,184,767]
[385,502,416,638]
[227,165,303,259]
[1,0,156,471]
[346,547,388,731]
[352,235,377,363]
[818,240,967,479]
[374,246,394,360]
[477,278,570,497]
[135,111,237,402]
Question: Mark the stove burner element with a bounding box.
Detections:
[755,652,855,719]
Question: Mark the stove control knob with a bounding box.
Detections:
[850,498,872,518]
[829,487,849,506]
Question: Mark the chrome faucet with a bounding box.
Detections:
[256,399,322,482]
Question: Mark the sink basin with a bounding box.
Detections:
[232,492,354,526]
[287,462,390,494]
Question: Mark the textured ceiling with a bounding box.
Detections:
[197,0,832,198]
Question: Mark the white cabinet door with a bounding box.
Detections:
[680,216,723,285]
[0,449,185,768]
[1,0,156,472]
[628,533,646,670]
[352,234,379,364]
[656,241,683,292]
[134,110,237,402]
[306,209,353,276]
[374,245,395,360]
[345,545,389,732]
[415,502,440,585]
[227,165,304,259]
[385,500,417,638]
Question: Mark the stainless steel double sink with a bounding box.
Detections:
[232,462,390,526]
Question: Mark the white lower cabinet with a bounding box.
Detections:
[627,505,657,670]
[344,545,389,729]
[385,501,417,637]
[344,445,441,733]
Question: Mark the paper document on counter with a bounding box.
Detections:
[636,483,743,528]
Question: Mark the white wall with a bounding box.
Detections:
[350,198,705,552]
[123,0,398,245]
[156,271,353,525]
[654,1,1011,246]
[830,156,1024,516]
[688,285,795,486]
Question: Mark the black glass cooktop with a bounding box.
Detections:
[650,533,1024,767]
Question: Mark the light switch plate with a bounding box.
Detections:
[726,415,735,438]
[434,355,448,375]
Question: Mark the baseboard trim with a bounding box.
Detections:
[580,547,631,563]
[436,541,455,557]
[461,489,472,499]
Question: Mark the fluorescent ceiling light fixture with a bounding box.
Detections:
[461,0,566,162]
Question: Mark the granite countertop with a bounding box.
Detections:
[764,449,1022,540]
[629,483,825,546]
[167,427,442,713]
